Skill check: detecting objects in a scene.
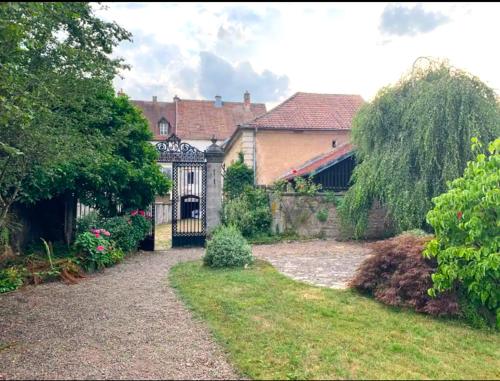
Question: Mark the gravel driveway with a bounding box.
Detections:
[0,249,238,380]
[0,239,371,379]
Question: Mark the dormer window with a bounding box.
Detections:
[158,118,170,136]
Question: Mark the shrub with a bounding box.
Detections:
[78,211,152,253]
[129,213,152,243]
[204,225,253,268]
[100,216,136,252]
[223,152,254,200]
[316,208,329,222]
[293,175,322,195]
[0,266,24,293]
[424,138,500,325]
[76,211,102,235]
[222,187,272,238]
[350,234,460,317]
[323,191,342,206]
[73,231,114,271]
[109,248,125,264]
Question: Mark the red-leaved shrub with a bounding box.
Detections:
[350,234,459,316]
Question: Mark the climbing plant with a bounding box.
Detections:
[223,152,254,200]
[339,58,500,237]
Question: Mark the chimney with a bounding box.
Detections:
[214,95,222,108]
[152,95,157,103]
[173,95,180,102]
[244,90,250,109]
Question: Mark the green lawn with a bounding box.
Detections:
[170,260,500,380]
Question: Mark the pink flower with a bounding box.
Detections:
[130,210,138,216]
[94,232,100,238]
[90,228,99,234]
[96,245,104,252]
[292,169,298,174]
[103,230,111,237]
[138,210,145,216]
[457,211,463,220]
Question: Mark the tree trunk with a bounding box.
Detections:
[63,192,77,245]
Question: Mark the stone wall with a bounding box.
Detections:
[270,193,392,240]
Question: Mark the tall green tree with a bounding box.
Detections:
[339,58,500,236]
[0,2,169,231]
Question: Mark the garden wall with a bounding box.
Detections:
[270,193,392,240]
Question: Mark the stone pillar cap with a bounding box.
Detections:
[205,135,224,161]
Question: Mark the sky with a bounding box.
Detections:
[95,2,500,109]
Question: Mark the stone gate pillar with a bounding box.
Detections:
[205,137,224,233]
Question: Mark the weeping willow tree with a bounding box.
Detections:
[339,58,500,236]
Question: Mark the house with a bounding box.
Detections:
[132,92,266,149]
[132,91,266,175]
[131,92,266,223]
[222,92,364,188]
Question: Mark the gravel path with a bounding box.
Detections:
[253,239,372,288]
[0,240,371,379]
[0,249,238,380]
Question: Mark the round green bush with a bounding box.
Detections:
[203,225,253,268]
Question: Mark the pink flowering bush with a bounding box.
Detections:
[74,231,114,271]
[75,210,152,269]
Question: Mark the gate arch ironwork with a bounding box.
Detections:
[142,134,207,249]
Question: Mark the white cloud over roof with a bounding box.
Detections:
[95,2,500,109]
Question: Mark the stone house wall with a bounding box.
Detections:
[270,192,392,240]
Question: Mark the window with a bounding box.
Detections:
[158,118,169,135]
[332,140,337,148]
[187,171,194,184]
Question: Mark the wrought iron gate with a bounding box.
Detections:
[171,161,207,246]
[140,134,208,250]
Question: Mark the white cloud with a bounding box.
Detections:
[96,2,500,107]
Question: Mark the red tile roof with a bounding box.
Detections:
[176,100,266,140]
[132,100,176,141]
[243,92,364,130]
[281,143,354,180]
[132,98,266,141]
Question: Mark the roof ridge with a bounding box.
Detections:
[131,100,174,105]
[241,92,301,126]
[295,91,364,98]
[131,98,265,106]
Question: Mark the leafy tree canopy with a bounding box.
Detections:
[0,2,169,227]
[340,58,500,236]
